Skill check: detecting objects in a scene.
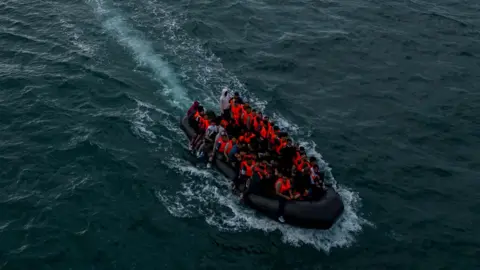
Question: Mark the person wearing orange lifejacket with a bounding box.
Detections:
[293,153,309,173]
[239,131,256,144]
[189,106,204,134]
[275,137,288,155]
[230,99,243,133]
[274,172,299,223]
[223,137,238,163]
[193,118,218,155]
[189,113,209,151]
[252,115,261,133]
[207,131,229,167]
[249,110,257,130]
[235,158,256,190]
[241,106,253,130]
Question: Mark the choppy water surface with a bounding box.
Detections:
[0,0,479,269]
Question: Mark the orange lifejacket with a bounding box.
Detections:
[267,123,273,137]
[252,117,260,131]
[217,138,229,153]
[239,132,255,144]
[259,125,268,139]
[275,141,287,155]
[242,111,252,126]
[224,140,234,154]
[200,118,209,131]
[269,133,278,144]
[193,111,200,119]
[220,119,229,128]
[294,151,302,163]
[231,104,242,124]
[295,158,308,172]
[241,161,255,177]
[254,163,268,179]
[276,178,291,194]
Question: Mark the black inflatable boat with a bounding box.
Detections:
[180,116,344,229]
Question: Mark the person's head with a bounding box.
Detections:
[251,109,256,116]
[262,119,269,125]
[198,106,204,114]
[245,107,251,113]
[313,164,320,173]
[273,126,280,132]
[286,138,293,146]
[203,114,209,120]
[309,156,318,164]
[263,116,269,121]
[299,146,306,154]
[210,119,217,125]
[231,137,237,143]
[234,92,240,97]
[221,131,228,140]
[247,159,253,165]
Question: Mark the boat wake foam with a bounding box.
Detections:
[157,157,369,252]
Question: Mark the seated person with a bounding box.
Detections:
[194,119,219,159]
[224,137,238,163]
[189,113,209,150]
[207,132,229,167]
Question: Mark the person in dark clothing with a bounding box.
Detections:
[229,91,244,105]
[279,138,296,169]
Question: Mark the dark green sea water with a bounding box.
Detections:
[1,0,479,268]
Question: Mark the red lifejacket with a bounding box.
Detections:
[295,158,308,172]
[259,125,268,139]
[200,118,209,131]
[269,133,278,145]
[254,163,268,179]
[193,111,200,119]
[275,141,287,155]
[276,178,291,194]
[267,123,273,137]
[220,119,229,128]
[239,132,255,144]
[293,151,302,163]
[241,161,255,177]
[242,111,252,126]
[224,140,234,154]
[231,104,242,125]
[253,117,260,131]
[217,138,229,153]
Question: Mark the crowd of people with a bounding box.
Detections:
[186,88,327,222]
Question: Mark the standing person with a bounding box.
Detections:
[220,87,231,119]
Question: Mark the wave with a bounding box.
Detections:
[87,0,191,109]
[88,0,371,252]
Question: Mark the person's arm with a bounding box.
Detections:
[288,189,294,199]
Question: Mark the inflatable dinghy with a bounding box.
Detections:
[180,116,344,229]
